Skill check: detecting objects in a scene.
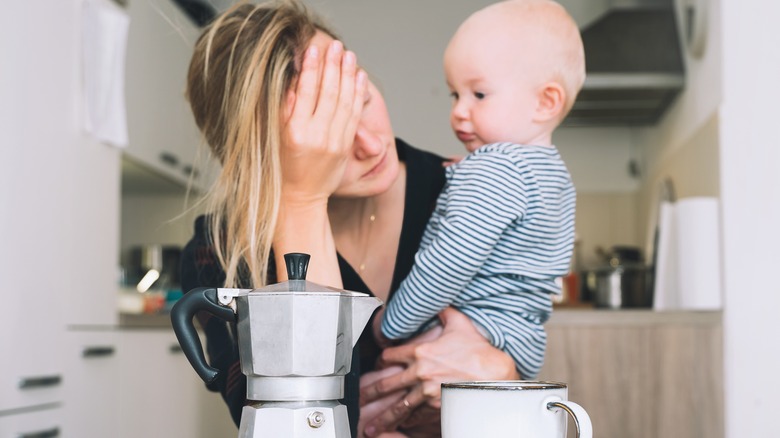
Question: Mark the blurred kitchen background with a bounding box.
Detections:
[2,0,778,437]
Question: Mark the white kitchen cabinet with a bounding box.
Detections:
[62,329,120,438]
[124,0,216,192]
[0,0,72,415]
[0,333,64,414]
[0,406,63,438]
[116,329,235,438]
[0,262,65,413]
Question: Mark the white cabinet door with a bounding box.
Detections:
[0,406,63,438]
[62,329,119,438]
[117,329,234,438]
[0,0,73,415]
[124,0,214,191]
[0,282,65,413]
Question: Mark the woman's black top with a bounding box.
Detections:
[179,139,446,436]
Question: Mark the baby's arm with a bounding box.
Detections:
[381,155,526,340]
[462,306,549,379]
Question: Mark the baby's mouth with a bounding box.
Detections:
[455,131,476,143]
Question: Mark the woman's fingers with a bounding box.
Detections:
[363,385,426,437]
[399,404,442,434]
[327,48,358,150]
[360,362,416,404]
[281,39,366,205]
[290,44,320,120]
[358,390,406,437]
[363,325,444,404]
[353,69,368,124]
[343,66,367,151]
[312,40,344,125]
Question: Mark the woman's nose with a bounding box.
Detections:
[353,127,383,160]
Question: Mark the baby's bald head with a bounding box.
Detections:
[448,0,585,115]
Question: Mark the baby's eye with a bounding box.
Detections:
[474,92,485,99]
[450,91,459,100]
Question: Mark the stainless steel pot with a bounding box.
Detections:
[590,263,652,309]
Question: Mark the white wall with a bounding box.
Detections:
[555,126,640,193]
[719,0,780,435]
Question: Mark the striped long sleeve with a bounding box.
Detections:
[381,143,576,378]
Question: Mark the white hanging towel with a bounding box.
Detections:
[82,0,130,147]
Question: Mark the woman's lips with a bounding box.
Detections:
[362,151,387,178]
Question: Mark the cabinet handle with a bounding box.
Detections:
[17,427,60,438]
[18,375,62,390]
[82,346,116,358]
[159,152,179,167]
[182,164,200,180]
[169,344,184,354]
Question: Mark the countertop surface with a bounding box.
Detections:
[119,312,176,329]
[117,308,722,329]
[548,307,721,326]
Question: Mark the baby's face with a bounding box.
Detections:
[444,31,547,152]
[443,0,582,152]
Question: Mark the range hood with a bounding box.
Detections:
[564,0,686,126]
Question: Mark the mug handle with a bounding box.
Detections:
[547,400,593,438]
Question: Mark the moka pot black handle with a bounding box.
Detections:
[170,287,236,385]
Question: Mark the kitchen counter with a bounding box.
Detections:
[548,308,721,326]
[119,308,722,330]
[119,312,176,329]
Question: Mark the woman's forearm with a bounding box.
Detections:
[273,202,343,288]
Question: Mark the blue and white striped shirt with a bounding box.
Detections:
[381,142,576,378]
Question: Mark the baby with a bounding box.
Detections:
[376,0,584,380]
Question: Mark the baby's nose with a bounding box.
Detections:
[451,100,469,120]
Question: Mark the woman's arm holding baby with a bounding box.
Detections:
[361,307,519,437]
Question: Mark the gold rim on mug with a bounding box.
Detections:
[441,381,568,391]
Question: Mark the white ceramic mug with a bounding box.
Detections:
[441,381,592,438]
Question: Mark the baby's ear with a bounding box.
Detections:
[534,82,566,123]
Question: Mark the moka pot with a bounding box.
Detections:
[171,253,382,437]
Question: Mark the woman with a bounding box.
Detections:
[179,1,518,436]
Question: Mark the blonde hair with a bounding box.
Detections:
[186,0,335,288]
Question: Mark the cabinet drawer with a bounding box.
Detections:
[0,406,62,438]
[116,330,235,438]
[0,368,64,414]
[63,330,119,438]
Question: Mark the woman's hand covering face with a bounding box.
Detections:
[282,38,368,208]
